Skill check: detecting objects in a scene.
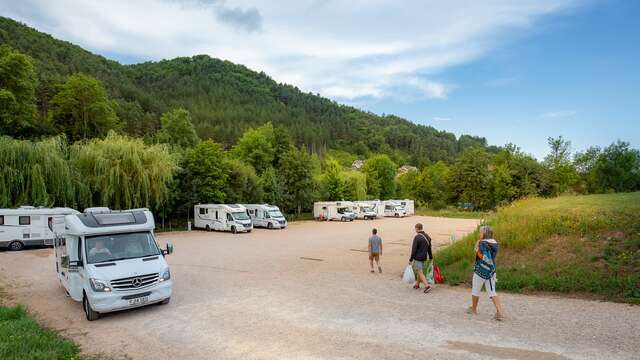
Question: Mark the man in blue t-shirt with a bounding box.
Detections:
[368,228,383,273]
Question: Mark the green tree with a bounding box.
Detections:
[280,146,316,214]
[156,108,199,148]
[185,140,230,204]
[592,141,640,192]
[396,168,420,200]
[116,99,158,138]
[449,147,493,209]
[343,170,367,201]
[543,136,578,196]
[259,166,284,205]
[49,73,119,141]
[231,122,275,174]
[71,132,176,210]
[224,159,262,203]
[321,159,346,200]
[416,161,451,209]
[363,154,396,199]
[0,45,37,136]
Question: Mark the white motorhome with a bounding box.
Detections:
[244,204,287,229]
[355,200,385,218]
[0,206,79,251]
[313,201,356,221]
[54,208,173,321]
[383,200,407,217]
[194,204,253,233]
[350,203,378,220]
[389,199,415,215]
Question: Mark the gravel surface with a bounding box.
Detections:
[1,216,638,359]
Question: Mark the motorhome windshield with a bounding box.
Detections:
[362,206,373,212]
[85,232,160,264]
[232,211,250,221]
[268,209,284,218]
[337,207,351,214]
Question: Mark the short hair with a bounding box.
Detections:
[372,228,377,234]
[415,223,423,230]
[480,225,493,239]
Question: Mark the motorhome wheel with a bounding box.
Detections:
[268,222,273,229]
[8,240,24,251]
[159,297,171,305]
[205,224,211,232]
[83,294,100,321]
[395,213,400,217]
[231,226,237,234]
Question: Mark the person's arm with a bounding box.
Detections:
[380,240,383,255]
[426,238,433,260]
[409,236,417,262]
[368,238,372,253]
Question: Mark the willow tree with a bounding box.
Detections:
[0,136,76,207]
[71,132,177,210]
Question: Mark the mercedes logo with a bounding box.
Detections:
[132,277,142,287]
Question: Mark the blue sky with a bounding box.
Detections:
[2,0,638,158]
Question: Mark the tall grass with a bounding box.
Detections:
[437,192,640,303]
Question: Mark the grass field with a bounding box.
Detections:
[437,192,640,303]
[0,289,84,360]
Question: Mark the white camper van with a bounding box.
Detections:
[389,199,415,215]
[54,208,173,321]
[194,204,253,233]
[313,201,356,221]
[244,204,287,229]
[0,206,79,251]
[383,200,406,217]
[351,203,378,220]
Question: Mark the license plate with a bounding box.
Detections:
[128,296,149,306]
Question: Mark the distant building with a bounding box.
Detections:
[351,159,365,170]
[397,165,417,175]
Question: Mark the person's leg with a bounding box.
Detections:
[413,262,422,288]
[469,273,482,314]
[369,254,374,272]
[488,275,503,319]
[375,254,382,273]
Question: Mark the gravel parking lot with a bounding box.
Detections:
[1,216,639,359]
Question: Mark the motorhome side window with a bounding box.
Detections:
[215,211,218,220]
[0,215,4,225]
[226,213,233,221]
[19,216,30,225]
[199,208,206,215]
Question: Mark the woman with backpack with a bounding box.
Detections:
[409,223,434,293]
[467,225,504,321]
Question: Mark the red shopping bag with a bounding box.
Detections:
[433,263,445,284]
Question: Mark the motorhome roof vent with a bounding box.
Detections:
[229,204,242,209]
[84,207,111,214]
[94,212,136,225]
[19,205,35,209]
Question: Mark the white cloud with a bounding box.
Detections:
[2,0,583,102]
[540,110,578,119]
[432,117,452,122]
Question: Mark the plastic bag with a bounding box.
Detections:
[402,264,415,284]
[434,263,445,284]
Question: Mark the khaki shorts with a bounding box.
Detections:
[369,253,380,261]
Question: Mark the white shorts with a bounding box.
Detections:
[472,273,497,298]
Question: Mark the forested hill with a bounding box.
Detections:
[0,16,494,164]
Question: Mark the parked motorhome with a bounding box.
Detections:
[389,199,415,215]
[0,206,79,251]
[244,204,287,229]
[194,204,253,233]
[351,203,378,220]
[55,208,173,321]
[313,201,356,221]
[383,201,406,217]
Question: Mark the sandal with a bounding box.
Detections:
[423,286,432,294]
[494,313,504,321]
[413,284,420,290]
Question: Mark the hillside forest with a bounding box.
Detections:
[1,17,639,223]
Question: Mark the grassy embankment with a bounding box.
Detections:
[0,288,84,359]
[437,192,640,303]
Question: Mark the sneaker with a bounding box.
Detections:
[423,286,432,294]
[370,269,375,273]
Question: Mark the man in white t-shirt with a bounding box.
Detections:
[89,240,112,259]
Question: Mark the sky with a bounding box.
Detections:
[1,0,638,159]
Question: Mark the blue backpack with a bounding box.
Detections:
[474,241,497,280]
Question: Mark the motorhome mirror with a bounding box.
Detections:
[163,242,174,255]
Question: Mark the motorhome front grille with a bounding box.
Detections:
[111,273,158,291]
[243,223,252,228]
[278,220,286,225]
